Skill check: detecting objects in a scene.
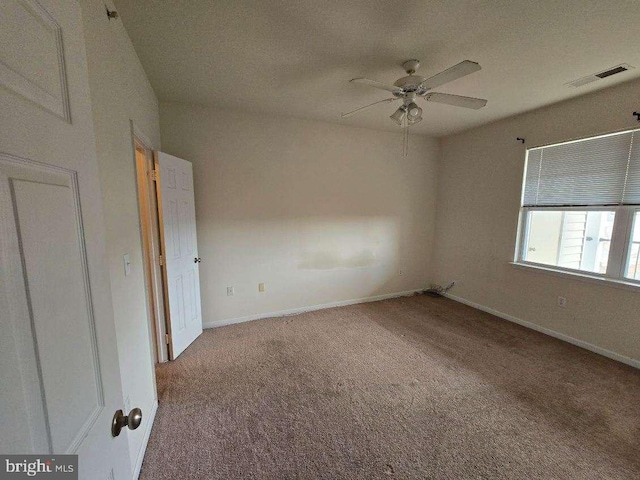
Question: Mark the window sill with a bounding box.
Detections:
[510,261,640,293]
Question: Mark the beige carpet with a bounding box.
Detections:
[140,295,640,479]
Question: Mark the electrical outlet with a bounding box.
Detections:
[398,269,403,276]
[557,296,567,308]
[227,286,234,296]
[258,283,265,292]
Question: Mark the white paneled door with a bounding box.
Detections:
[156,152,203,359]
[0,0,133,479]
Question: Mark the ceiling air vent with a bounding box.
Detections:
[565,63,634,88]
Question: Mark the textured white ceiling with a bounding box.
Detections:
[114,0,640,137]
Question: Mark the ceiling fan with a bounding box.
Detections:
[343,59,487,127]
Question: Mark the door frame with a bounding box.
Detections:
[131,122,169,363]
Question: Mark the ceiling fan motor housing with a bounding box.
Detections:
[393,75,428,95]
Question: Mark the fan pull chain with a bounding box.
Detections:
[402,118,409,157]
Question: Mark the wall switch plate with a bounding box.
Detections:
[123,254,131,276]
[227,287,234,296]
[557,296,567,308]
[258,283,265,292]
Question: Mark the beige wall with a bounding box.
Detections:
[159,103,439,325]
[433,78,640,363]
[80,0,160,472]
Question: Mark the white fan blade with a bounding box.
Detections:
[341,97,399,118]
[350,77,402,93]
[420,60,481,90]
[424,92,487,110]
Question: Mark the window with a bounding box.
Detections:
[516,128,640,285]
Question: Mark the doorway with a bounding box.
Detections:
[134,136,169,363]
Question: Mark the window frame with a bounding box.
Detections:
[514,204,640,286]
[623,208,640,280]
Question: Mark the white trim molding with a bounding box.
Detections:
[510,261,640,293]
[130,120,156,151]
[444,293,640,369]
[132,398,158,480]
[203,289,423,329]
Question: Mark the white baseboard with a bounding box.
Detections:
[203,289,423,329]
[132,398,158,480]
[444,293,640,370]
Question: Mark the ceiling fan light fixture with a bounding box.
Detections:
[390,106,407,125]
[407,102,422,120]
[408,116,422,126]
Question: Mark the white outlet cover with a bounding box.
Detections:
[227,287,234,296]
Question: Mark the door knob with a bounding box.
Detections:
[194,257,201,263]
[111,407,143,437]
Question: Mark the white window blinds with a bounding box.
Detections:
[522,129,640,207]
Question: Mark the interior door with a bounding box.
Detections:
[0,1,132,478]
[156,151,203,359]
